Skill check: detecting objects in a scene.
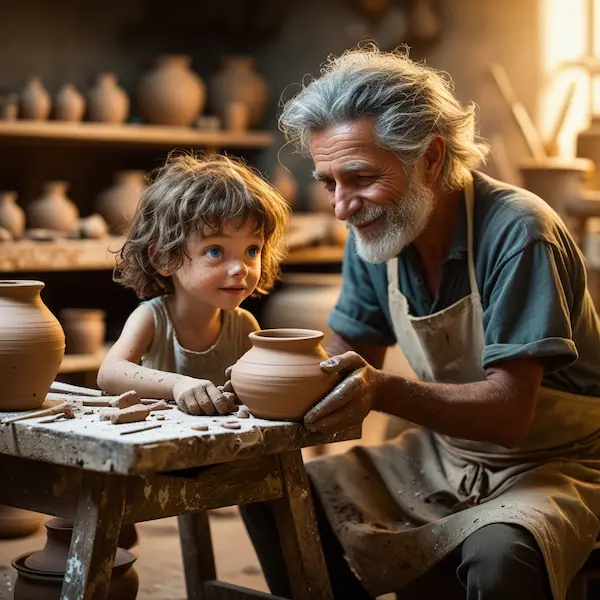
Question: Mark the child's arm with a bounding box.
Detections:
[97,305,235,415]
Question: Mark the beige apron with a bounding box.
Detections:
[308,174,600,599]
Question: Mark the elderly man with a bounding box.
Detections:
[241,47,600,600]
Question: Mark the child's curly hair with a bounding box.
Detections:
[114,151,290,299]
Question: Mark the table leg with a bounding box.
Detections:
[272,450,334,600]
[178,510,217,600]
[60,472,127,600]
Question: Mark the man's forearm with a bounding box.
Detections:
[375,371,535,447]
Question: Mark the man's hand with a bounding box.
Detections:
[172,376,236,416]
[304,351,382,433]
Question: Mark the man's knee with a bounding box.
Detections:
[458,523,551,598]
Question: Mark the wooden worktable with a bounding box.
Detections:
[0,395,361,600]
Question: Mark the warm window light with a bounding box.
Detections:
[540,0,589,157]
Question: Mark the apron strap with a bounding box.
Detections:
[387,257,399,288]
[464,172,479,297]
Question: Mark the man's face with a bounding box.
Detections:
[309,117,435,262]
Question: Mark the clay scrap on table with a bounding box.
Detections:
[1,402,76,424]
[100,404,151,424]
[108,390,141,409]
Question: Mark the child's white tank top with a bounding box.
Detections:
[140,295,253,386]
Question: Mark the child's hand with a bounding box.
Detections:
[217,365,240,405]
[172,377,236,416]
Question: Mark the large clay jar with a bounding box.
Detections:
[13,518,138,600]
[88,73,130,124]
[27,181,79,233]
[230,328,337,421]
[209,56,268,127]
[55,83,85,122]
[0,191,25,239]
[136,54,206,126]
[95,170,147,234]
[60,308,106,355]
[0,280,65,411]
[20,76,51,120]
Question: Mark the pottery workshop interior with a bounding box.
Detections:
[3,0,600,599]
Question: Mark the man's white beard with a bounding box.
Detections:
[348,169,435,263]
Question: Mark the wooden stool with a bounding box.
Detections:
[567,541,600,600]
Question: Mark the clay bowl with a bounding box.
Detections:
[230,328,337,421]
[12,552,138,600]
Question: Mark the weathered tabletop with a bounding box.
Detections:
[0,394,361,475]
[0,394,360,600]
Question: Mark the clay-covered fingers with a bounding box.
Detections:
[175,390,204,415]
[206,383,235,415]
[320,351,367,376]
[304,372,361,426]
[304,402,357,433]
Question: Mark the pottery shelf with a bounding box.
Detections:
[0,237,343,272]
[0,236,124,272]
[58,343,111,374]
[0,121,274,149]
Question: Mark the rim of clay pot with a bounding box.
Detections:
[518,157,594,172]
[13,550,136,578]
[249,328,324,342]
[43,180,69,192]
[0,190,17,200]
[0,280,44,290]
[60,308,106,320]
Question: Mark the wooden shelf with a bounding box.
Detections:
[285,245,344,265]
[0,237,344,273]
[0,236,124,272]
[0,120,274,149]
[58,344,110,374]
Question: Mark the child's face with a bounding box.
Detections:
[169,217,264,310]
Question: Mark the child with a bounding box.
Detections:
[97,152,290,415]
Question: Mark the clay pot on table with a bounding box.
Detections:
[60,308,106,355]
[0,280,65,411]
[136,54,206,126]
[208,56,268,128]
[95,170,147,234]
[230,328,337,421]
[12,517,138,600]
[0,191,25,239]
[27,181,79,234]
[20,76,51,120]
[87,73,129,124]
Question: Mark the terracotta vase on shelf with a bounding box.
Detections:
[0,280,65,411]
[136,54,205,126]
[95,170,147,234]
[55,83,85,122]
[27,181,79,233]
[20,76,51,120]
[0,191,25,239]
[87,73,129,124]
[208,56,268,127]
[60,308,106,355]
[230,328,337,421]
[12,517,138,600]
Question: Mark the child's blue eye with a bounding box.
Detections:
[205,247,222,259]
[247,246,261,259]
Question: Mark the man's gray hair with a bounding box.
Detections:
[279,46,489,191]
